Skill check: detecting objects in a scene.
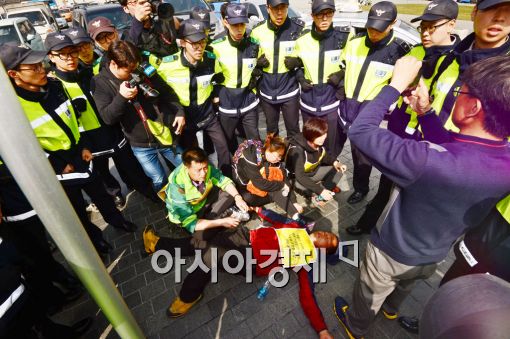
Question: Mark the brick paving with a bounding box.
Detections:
[51,115,455,339]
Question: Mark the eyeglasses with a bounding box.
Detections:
[96,31,116,43]
[418,20,450,34]
[18,63,45,73]
[314,10,334,19]
[50,50,79,60]
[185,39,207,49]
[452,88,472,97]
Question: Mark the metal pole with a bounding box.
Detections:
[0,65,145,338]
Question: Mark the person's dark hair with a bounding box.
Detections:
[462,56,510,139]
[107,40,140,68]
[302,117,328,142]
[263,133,287,157]
[117,0,128,6]
[183,147,208,166]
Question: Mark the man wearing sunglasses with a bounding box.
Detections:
[347,1,459,234]
[156,19,231,176]
[1,44,115,255]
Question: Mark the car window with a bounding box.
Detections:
[17,20,36,40]
[87,7,131,30]
[163,0,211,15]
[0,25,20,44]
[9,11,47,26]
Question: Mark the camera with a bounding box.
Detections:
[126,61,160,98]
[147,0,174,19]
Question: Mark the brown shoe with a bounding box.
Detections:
[167,295,203,318]
[142,225,159,254]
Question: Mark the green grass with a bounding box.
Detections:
[361,4,474,21]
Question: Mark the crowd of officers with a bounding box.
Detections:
[0,0,510,337]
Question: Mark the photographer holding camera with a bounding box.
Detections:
[120,0,181,58]
[92,40,185,191]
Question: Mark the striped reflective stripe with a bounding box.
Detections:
[300,100,340,112]
[56,161,93,181]
[30,101,71,129]
[2,210,37,222]
[259,88,299,101]
[0,283,25,319]
[219,98,259,114]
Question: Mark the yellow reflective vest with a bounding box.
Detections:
[58,77,101,132]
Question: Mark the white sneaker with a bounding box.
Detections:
[86,203,99,213]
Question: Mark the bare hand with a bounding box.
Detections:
[119,82,138,100]
[403,78,432,116]
[389,56,423,93]
[333,160,347,173]
[318,330,333,339]
[82,149,93,162]
[133,0,152,22]
[172,116,185,135]
[62,164,75,174]
[320,189,335,201]
[221,217,240,228]
[235,195,249,212]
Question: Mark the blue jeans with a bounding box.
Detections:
[131,146,182,191]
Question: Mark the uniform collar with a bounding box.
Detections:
[365,30,393,49]
[14,83,47,102]
[456,33,510,73]
[311,23,333,41]
[449,131,508,149]
[227,33,249,48]
[267,16,290,32]
[52,67,79,83]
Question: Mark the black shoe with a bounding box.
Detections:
[114,195,126,210]
[347,191,366,204]
[114,221,138,233]
[346,225,371,236]
[398,316,419,334]
[63,287,84,304]
[70,317,93,338]
[94,239,113,254]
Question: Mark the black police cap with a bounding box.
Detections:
[411,0,458,23]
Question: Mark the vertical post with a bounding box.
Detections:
[0,66,144,338]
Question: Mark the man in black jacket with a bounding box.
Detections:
[92,40,185,191]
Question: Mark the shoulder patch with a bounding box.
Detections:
[162,54,179,63]
[251,19,266,30]
[290,17,304,27]
[204,50,216,60]
[298,28,311,38]
[212,36,227,44]
[249,36,260,45]
[334,26,351,33]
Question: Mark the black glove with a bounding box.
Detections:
[297,77,313,92]
[327,69,345,87]
[256,54,270,69]
[335,86,346,101]
[247,75,259,91]
[71,97,88,114]
[251,67,263,78]
[284,56,303,71]
[211,73,225,85]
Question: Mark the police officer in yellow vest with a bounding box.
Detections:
[285,0,350,164]
[340,1,411,205]
[157,19,231,176]
[211,4,261,153]
[0,44,119,254]
[64,26,98,76]
[250,0,304,137]
[45,33,159,209]
[419,0,510,136]
[346,0,459,236]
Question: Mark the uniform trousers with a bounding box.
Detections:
[351,144,373,195]
[261,96,300,138]
[353,174,394,232]
[219,108,260,154]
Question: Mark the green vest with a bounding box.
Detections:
[293,30,345,84]
[92,56,101,75]
[342,35,396,102]
[18,97,80,152]
[211,36,260,89]
[157,52,221,107]
[59,77,101,132]
[251,23,296,74]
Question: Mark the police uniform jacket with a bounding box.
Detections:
[292,24,350,116]
[341,31,410,125]
[157,49,221,127]
[250,17,304,104]
[211,33,261,115]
